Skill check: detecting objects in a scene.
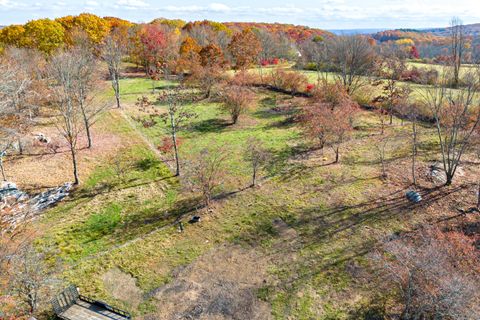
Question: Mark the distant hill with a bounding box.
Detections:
[224,22,333,42]
[372,23,480,44]
[422,23,480,36]
[329,28,387,35]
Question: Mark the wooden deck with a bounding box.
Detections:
[58,300,130,320]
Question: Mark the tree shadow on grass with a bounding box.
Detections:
[188,118,231,134]
[73,175,175,201]
[233,183,471,305]
[266,143,314,182]
[134,157,161,171]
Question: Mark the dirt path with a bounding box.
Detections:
[136,217,300,320]
[143,244,273,320]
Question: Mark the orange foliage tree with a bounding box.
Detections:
[228,29,262,69]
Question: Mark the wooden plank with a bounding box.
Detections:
[59,300,129,320]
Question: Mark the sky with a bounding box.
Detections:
[2,0,480,30]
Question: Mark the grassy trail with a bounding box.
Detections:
[117,107,174,173]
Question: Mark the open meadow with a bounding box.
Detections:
[1,13,479,320]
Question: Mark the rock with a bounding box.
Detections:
[29,183,72,212]
[1,182,73,234]
[429,164,447,184]
[0,181,28,203]
[34,133,51,144]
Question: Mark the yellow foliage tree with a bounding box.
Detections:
[57,13,109,45]
[0,25,26,48]
[23,19,65,55]
[394,38,415,46]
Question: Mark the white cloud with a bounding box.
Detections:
[208,3,230,12]
[116,0,148,9]
[257,5,303,14]
[161,3,304,16]
[85,0,99,7]
[164,5,203,12]
[0,0,17,7]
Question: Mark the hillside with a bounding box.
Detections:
[224,22,333,42]
[423,23,480,36]
[373,22,480,44]
[0,12,479,320]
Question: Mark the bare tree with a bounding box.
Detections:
[0,50,36,158]
[48,51,83,185]
[327,35,376,94]
[407,104,420,186]
[136,87,196,177]
[102,29,126,109]
[421,70,480,185]
[8,244,58,315]
[244,137,270,187]
[183,146,228,207]
[299,36,329,84]
[254,28,276,81]
[72,43,107,149]
[375,134,390,179]
[373,48,410,125]
[450,17,465,88]
[158,87,196,176]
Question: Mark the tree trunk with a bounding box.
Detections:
[252,167,257,187]
[0,161,6,181]
[82,111,92,149]
[477,183,480,209]
[445,174,453,186]
[259,64,264,83]
[115,93,121,109]
[170,114,180,177]
[70,147,79,185]
[114,75,121,108]
[205,86,211,99]
[334,146,339,163]
[412,120,417,186]
[151,79,156,94]
[17,138,23,155]
[381,154,386,178]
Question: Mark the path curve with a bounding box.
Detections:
[117,108,175,173]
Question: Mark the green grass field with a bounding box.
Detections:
[35,70,460,319]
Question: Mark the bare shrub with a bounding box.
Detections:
[244,137,270,187]
[219,85,256,124]
[266,69,308,95]
[183,146,228,207]
[371,227,480,320]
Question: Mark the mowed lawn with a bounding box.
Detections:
[38,75,458,319]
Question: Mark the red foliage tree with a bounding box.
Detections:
[139,24,167,76]
[410,45,420,59]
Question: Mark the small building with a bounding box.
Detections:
[52,286,131,320]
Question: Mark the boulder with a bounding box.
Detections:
[1,182,73,234]
[429,164,447,184]
[34,133,51,144]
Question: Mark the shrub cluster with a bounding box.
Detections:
[401,66,439,85]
